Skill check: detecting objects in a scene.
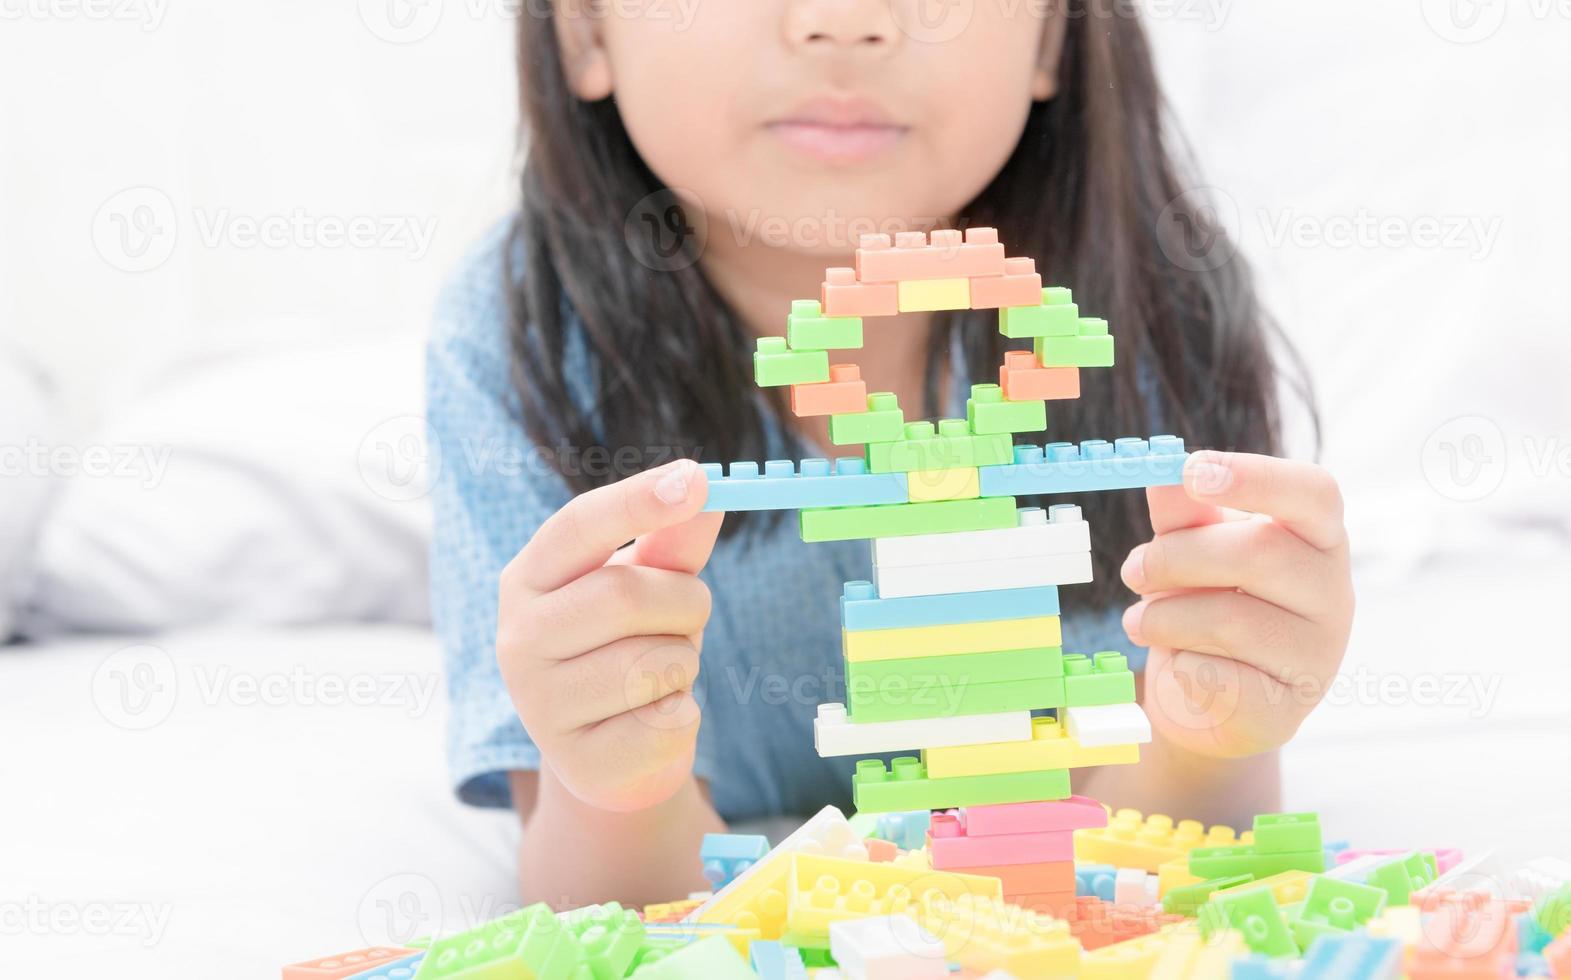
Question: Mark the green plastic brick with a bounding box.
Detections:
[629,935,755,979]
[799,495,1016,543]
[999,300,1080,339]
[847,674,1066,723]
[1163,875,1256,916]
[828,392,905,445]
[1538,883,1571,937]
[754,336,829,387]
[1034,326,1115,368]
[1062,652,1135,707]
[1042,286,1074,305]
[852,756,1071,813]
[1253,813,1323,855]
[786,299,863,351]
[846,647,1065,689]
[865,419,1013,473]
[416,903,582,979]
[1188,845,1326,879]
[966,383,1047,435]
[1198,887,1298,958]
[560,902,645,980]
[1365,852,1436,906]
[1287,877,1386,950]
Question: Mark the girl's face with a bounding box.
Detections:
[557,0,1062,256]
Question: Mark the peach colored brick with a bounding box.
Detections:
[999,350,1081,401]
[790,363,868,417]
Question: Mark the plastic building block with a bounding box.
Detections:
[1287,877,1387,950]
[828,392,906,445]
[285,948,418,980]
[641,899,702,923]
[1079,864,1118,902]
[812,702,1031,758]
[1076,809,1253,874]
[1035,318,1115,367]
[872,810,930,851]
[903,465,979,502]
[999,350,1081,401]
[1119,925,1246,979]
[999,293,1082,339]
[1254,814,1323,855]
[1162,875,1256,916]
[782,852,1002,942]
[344,953,422,979]
[1364,852,1436,906]
[846,672,1065,722]
[928,815,1074,868]
[558,903,646,980]
[1115,868,1156,908]
[967,382,1047,434]
[865,837,897,862]
[1064,897,1185,952]
[1513,856,1571,901]
[1220,870,1316,906]
[628,935,756,979]
[865,420,1012,474]
[842,613,1061,662]
[870,504,1088,568]
[1338,848,1463,876]
[960,860,1076,896]
[1198,887,1298,958]
[898,276,970,312]
[962,796,1109,837]
[873,549,1092,599]
[791,364,869,417]
[786,299,863,351]
[851,756,1071,813]
[970,256,1044,309]
[978,435,1189,496]
[700,458,909,512]
[749,940,807,980]
[702,834,771,889]
[827,915,947,979]
[1538,883,1571,936]
[1545,933,1571,977]
[799,495,1017,543]
[1063,652,1137,707]
[1406,899,1519,979]
[922,714,1138,780]
[906,892,1081,978]
[1188,844,1326,880]
[847,648,1063,694]
[839,580,1060,632]
[755,336,830,387]
[1229,952,1301,980]
[416,903,583,979]
[1157,856,1204,898]
[1063,702,1154,747]
[822,266,898,318]
[854,228,1006,283]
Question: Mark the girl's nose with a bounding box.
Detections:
[783,0,901,52]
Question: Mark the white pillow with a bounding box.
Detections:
[19,327,433,635]
[0,347,59,639]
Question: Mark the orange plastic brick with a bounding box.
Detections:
[821,267,898,318]
[1065,896,1186,950]
[961,860,1076,895]
[1007,890,1077,917]
[971,257,1045,310]
[854,228,1007,283]
[282,947,415,979]
[865,838,898,862]
[790,363,869,417]
[999,350,1080,401]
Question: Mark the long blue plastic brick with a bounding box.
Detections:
[1298,933,1402,979]
[977,435,1188,497]
[700,458,908,512]
[839,580,1061,632]
[749,940,807,980]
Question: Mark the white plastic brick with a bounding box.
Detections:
[828,915,947,980]
[870,505,1090,568]
[1512,856,1571,901]
[1115,868,1155,908]
[873,551,1092,599]
[1062,703,1152,747]
[813,702,1032,757]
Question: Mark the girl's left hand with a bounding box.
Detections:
[1121,450,1355,757]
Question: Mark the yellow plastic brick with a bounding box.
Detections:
[783,853,1002,942]
[908,892,1080,977]
[1157,857,1204,897]
[904,466,980,502]
[842,615,1061,663]
[1366,904,1423,949]
[1149,926,1247,980]
[923,715,1139,779]
[1218,869,1314,905]
[897,277,971,313]
[1075,808,1254,873]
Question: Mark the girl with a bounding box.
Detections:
[429,1,1354,908]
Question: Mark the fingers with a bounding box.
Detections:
[506,565,713,663]
[609,510,724,576]
[1181,451,1346,552]
[1123,589,1329,688]
[1121,518,1341,620]
[506,460,711,597]
[538,634,702,733]
[1146,482,1225,536]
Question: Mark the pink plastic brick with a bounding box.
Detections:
[821,266,898,318]
[853,228,1007,284]
[928,814,1074,869]
[970,257,1044,310]
[953,796,1108,837]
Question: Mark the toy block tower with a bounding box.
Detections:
[705,228,1189,917]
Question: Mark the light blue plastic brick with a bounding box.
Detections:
[1297,933,1401,979]
[839,580,1060,632]
[873,810,930,851]
[347,954,423,979]
[978,435,1188,496]
[700,833,769,888]
[1231,954,1301,979]
[700,457,909,512]
[1076,863,1117,901]
[750,940,807,980]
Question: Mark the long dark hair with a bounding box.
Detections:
[505,5,1312,606]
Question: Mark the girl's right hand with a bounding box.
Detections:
[497,459,722,813]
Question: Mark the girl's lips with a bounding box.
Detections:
[766,120,908,163]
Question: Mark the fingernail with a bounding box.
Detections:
[1122,602,1147,646]
[654,462,692,505]
[1121,545,1147,592]
[1189,461,1233,496]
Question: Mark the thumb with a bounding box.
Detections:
[1146,455,1226,535]
[609,464,723,575]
